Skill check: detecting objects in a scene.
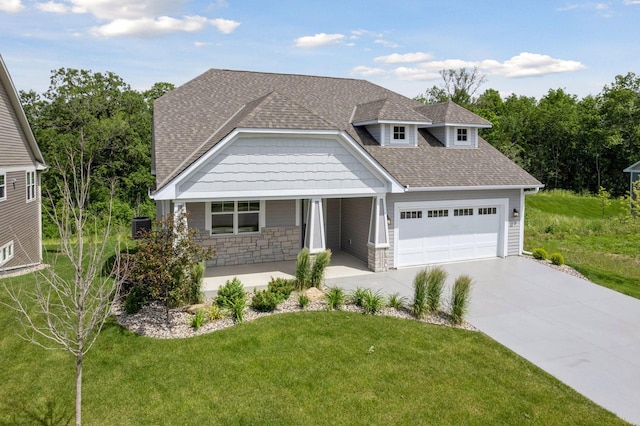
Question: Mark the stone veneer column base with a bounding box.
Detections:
[367,244,388,272]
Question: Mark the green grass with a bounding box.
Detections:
[525,189,640,298]
[1,254,627,425]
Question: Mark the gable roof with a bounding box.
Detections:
[624,160,640,173]
[153,69,540,192]
[0,55,46,168]
[415,101,492,127]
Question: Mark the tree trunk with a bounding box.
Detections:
[76,353,82,426]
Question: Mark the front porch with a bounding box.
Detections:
[202,251,372,296]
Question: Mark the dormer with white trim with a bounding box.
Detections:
[351,97,431,147]
[415,101,492,149]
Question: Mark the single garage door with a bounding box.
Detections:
[398,205,501,266]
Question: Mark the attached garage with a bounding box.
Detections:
[395,199,508,267]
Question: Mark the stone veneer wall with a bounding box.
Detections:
[198,226,301,267]
[367,245,388,272]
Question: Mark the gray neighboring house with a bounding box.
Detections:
[624,160,640,197]
[151,70,543,272]
[0,55,47,272]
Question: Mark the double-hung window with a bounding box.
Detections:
[0,241,14,266]
[0,173,5,201]
[210,201,261,235]
[26,171,36,202]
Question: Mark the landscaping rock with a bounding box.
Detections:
[186,304,207,314]
[304,287,324,301]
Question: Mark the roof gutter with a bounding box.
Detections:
[404,184,544,192]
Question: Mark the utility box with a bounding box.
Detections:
[131,217,152,239]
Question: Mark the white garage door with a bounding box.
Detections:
[398,205,501,267]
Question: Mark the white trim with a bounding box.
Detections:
[393,198,509,268]
[352,119,432,126]
[153,128,405,200]
[624,160,640,172]
[405,184,544,192]
[25,170,36,203]
[0,240,15,267]
[424,122,492,129]
[0,172,5,202]
[295,199,301,227]
[0,166,38,173]
[519,188,525,255]
[206,200,264,236]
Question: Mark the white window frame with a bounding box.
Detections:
[0,241,14,266]
[206,200,264,236]
[26,170,36,202]
[457,128,468,142]
[0,173,6,202]
[393,126,406,141]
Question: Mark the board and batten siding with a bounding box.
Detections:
[340,197,372,262]
[0,79,34,167]
[0,170,40,270]
[178,136,386,196]
[386,189,523,268]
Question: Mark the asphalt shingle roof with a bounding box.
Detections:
[153,69,540,191]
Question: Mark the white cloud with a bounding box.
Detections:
[194,41,212,47]
[624,0,640,4]
[91,15,233,37]
[295,33,345,48]
[375,52,433,64]
[351,66,388,77]
[393,67,440,81]
[374,39,399,48]
[36,1,70,13]
[0,0,24,13]
[209,17,239,34]
[417,59,477,71]
[68,0,182,20]
[481,52,586,77]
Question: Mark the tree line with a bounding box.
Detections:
[417,68,640,196]
[20,67,640,236]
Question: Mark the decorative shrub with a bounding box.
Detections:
[187,262,205,305]
[412,269,429,319]
[190,309,206,330]
[208,304,224,320]
[310,250,332,288]
[532,248,549,260]
[123,285,149,314]
[251,289,281,312]
[228,297,246,323]
[387,292,407,309]
[325,287,345,310]
[216,277,246,309]
[267,277,295,300]
[295,248,311,290]
[350,287,368,307]
[361,289,385,315]
[298,294,309,309]
[426,267,448,313]
[450,274,473,325]
[550,252,565,266]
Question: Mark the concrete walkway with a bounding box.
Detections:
[326,257,640,425]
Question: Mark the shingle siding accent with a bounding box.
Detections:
[386,189,522,268]
[0,170,41,270]
[340,197,371,262]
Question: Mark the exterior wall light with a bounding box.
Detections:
[512,208,519,218]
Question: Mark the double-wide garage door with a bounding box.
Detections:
[398,203,502,266]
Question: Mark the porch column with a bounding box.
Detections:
[367,196,389,272]
[304,198,326,253]
[173,201,188,237]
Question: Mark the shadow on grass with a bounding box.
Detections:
[1,396,72,426]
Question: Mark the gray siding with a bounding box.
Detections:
[325,198,341,251]
[186,202,206,232]
[179,136,385,195]
[429,127,446,146]
[0,170,41,270]
[0,80,34,167]
[266,200,296,227]
[340,197,371,262]
[365,124,382,145]
[387,189,522,268]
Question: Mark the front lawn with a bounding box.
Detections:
[525,190,640,299]
[1,266,626,424]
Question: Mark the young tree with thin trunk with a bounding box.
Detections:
[3,139,126,426]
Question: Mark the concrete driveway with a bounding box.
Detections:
[326,256,640,425]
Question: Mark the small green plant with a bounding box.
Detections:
[412,269,428,318]
[228,297,246,323]
[295,248,311,290]
[387,292,406,309]
[426,267,447,313]
[450,274,473,325]
[190,309,207,331]
[187,261,206,305]
[268,277,295,300]
[550,252,565,266]
[350,287,368,307]
[123,286,150,314]
[216,277,246,309]
[361,289,385,315]
[298,293,309,309]
[310,250,332,288]
[532,248,549,260]
[251,289,281,312]
[325,286,345,310]
[208,304,225,320]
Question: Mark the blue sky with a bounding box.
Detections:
[1,0,639,100]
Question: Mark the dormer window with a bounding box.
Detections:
[393,126,405,140]
[457,128,468,142]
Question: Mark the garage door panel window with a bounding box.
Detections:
[478,207,497,215]
[401,210,422,219]
[427,209,448,218]
[453,208,473,217]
